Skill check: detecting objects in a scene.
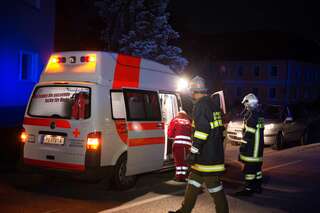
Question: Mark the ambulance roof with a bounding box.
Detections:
[40,51,180,92]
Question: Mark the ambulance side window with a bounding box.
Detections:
[124,90,161,121]
[111,91,126,119]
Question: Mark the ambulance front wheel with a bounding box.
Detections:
[113,154,137,190]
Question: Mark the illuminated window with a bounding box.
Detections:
[19,51,39,82]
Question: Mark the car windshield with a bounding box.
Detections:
[28,86,91,120]
[263,105,282,120]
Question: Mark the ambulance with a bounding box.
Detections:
[20,51,184,189]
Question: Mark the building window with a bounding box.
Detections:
[236,87,242,96]
[253,88,258,95]
[253,65,260,77]
[23,0,41,9]
[19,51,38,82]
[269,88,276,99]
[237,65,243,77]
[270,65,278,77]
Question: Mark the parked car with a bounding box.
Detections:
[226,104,310,150]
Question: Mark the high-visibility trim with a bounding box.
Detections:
[112,54,141,89]
[188,179,202,188]
[191,164,225,172]
[175,135,192,140]
[176,171,187,175]
[254,128,260,157]
[190,146,199,154]
[182,166,189,170]
[194,131,208,140]
[240,154,263,162]
[213,112,222,120]
[192,120,195,128]
[210,120,223,129]
[176,167,182,170]
[256,171,262,176]
[208,185,223,193]
[174,140,192,146]
[245,174,256,180]
[245,125,256,134]
[256,175,263,179]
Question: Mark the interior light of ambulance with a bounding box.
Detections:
[20,128,28,143]
[80,55,96,63]
[86,132,101,150]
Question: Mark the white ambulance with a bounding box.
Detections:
[20,51,183,189]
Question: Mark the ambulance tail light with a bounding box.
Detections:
[86,131,101,151]
[80,55,96,63]
[50,56,66,64]
[19,128,28,144]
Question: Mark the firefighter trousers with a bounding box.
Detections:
[173,143,190,180]
[178,172,229,213]
[243,162,263,189]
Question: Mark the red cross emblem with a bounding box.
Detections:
[73,128,80,138]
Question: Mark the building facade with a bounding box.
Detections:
[0,0,55,126]
[213,60,320,107]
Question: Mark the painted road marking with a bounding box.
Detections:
[98,190,185,213]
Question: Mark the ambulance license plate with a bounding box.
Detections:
[43,135,65,145]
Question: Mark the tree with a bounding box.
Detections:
[96,0,188,72]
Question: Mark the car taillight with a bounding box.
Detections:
[20,128,28,143]
[86,132,101,151]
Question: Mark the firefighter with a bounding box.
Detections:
[169,76,229,213]
[235,93,265,196]
[168,110,192,182]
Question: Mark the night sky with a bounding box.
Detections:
[169,0,320,41]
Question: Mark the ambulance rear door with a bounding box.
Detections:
[123,89,165,176]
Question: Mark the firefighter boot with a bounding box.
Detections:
[235,181,254,196]
[254,179,263,193]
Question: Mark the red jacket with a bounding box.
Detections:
[168,112,192,146]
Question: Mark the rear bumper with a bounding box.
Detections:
[20,158,114,181]
[19,145,113,181]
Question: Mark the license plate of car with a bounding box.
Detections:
[43,135,65,145]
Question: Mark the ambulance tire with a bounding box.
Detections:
[113,154,137,190]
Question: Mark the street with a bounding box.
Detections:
[1,142,320,213]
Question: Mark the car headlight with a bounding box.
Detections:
[264,124,274,130]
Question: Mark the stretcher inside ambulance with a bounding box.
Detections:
[20,51,182,189]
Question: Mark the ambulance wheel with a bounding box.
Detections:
[113,154,137,190]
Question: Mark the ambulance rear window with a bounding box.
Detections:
[28,86,91,120]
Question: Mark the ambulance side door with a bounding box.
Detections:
[123,89,165,176]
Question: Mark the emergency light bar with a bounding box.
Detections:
[50,55,96,64]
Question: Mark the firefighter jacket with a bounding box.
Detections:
[168,113,192,146]
[190,95,226,176]
[240,109,265,164]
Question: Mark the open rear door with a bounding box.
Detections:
[123,89,165,176]
[212,90,226,114]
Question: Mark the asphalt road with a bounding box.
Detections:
[1,142,320,213]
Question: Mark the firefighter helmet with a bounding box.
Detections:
[242,93,259,110]
[189,76,207,93]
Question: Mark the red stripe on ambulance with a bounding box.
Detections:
[128,137,165,147]
[112,54,141,89]
[127,122,164,131]
[24,158,85,171]
[23,117,71,129]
